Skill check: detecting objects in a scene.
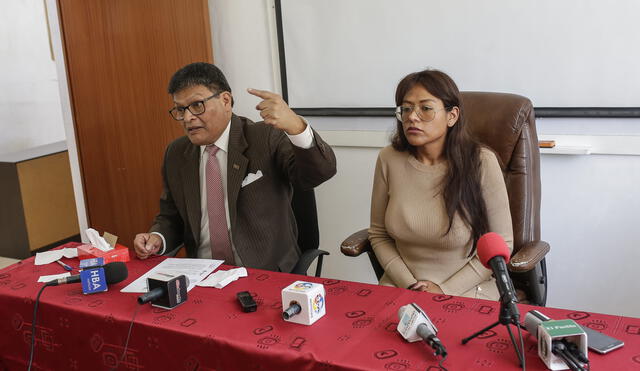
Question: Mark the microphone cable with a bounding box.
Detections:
[109,304,142,371]
[516,321,526,371]
[436,352,448,371]
[424,337,448,371]
[27,283,51,371]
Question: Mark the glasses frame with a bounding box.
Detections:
[395,104,448,123]
[168,91,222,121]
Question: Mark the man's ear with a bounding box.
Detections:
[447,106,460,127]
[221,91,233,109]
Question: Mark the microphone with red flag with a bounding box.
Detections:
[477,232,519,320]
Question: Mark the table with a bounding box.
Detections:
[1,243,639,370]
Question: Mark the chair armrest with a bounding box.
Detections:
[340,229,371,257]
[508,240,551,273]
[291,249,330,276]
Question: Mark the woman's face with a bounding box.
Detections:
[400,84,458,151]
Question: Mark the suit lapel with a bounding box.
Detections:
[180,142,202,246]
[227,114,249,229]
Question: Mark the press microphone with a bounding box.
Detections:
[281,281,326,325]
[46,262,128,294]
[477,232,519,320]
[524,310,589,366]
[397,303,447,358]
[137,273,189,309]
[525,310,588,370]
[523,309,551,336]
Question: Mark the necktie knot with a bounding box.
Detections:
[206,145,219,156]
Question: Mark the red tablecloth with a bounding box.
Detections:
[1,242,639,370]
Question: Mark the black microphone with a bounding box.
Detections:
[552,341,586,371]
[138,273,189,309]
[46,262,128,286]
[477,232,519,320]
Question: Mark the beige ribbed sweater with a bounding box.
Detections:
[369,146,513,300]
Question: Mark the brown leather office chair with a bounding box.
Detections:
[341,92,550,306]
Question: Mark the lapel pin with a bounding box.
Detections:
[233,164,240,170]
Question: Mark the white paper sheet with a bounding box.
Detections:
[34,248,78,265]
[197,267,247,288]
[37,272,71,283]
[120,258,222,293]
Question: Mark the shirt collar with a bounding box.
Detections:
[200,119,231,156]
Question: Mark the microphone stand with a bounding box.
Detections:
[461,296,525,369]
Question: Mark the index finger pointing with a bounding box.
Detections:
[247,88,276,100]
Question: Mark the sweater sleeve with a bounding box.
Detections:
[368,151,417,289]
[438,149,513,295]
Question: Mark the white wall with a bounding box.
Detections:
[0,0,65,155]
[210,0,640,318]
[208,0,281,121]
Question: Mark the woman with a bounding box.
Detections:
[368,69,513,300]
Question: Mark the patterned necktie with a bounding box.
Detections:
[205,145,235,265]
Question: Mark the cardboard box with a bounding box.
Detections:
[77,243,130,263]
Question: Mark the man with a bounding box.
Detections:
[133,62,336,272]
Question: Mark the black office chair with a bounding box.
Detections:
[167,187,328,277]
[290,188,329,277]
[341,92,550,306]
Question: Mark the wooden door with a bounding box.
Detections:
[58,0,212,247]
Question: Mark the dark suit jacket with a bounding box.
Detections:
[150,114,337,272]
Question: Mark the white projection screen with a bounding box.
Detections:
[280,0,640,110]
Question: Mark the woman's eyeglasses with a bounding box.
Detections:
[395,105,447,122]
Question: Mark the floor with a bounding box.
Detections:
[0,257,20,270]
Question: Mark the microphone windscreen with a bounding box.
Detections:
[103,262,128,284]
[477,232,510,268]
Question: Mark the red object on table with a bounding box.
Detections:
[77,242,130,263]
[1,242,639,370]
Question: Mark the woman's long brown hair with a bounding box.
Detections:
[391,69,488,255]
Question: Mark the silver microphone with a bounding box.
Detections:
[397,303,447,357]
[523,309,551,336]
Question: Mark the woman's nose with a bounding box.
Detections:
[407,108,421,122]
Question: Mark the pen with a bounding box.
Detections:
[56,260,73,271]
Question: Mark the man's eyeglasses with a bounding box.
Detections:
[395,105,447,123]
[168,92,222,121]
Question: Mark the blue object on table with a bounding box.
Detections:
[56,260,73,271]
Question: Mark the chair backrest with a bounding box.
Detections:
[461,91,546,305]
[290,187,330,277]
[172,186,325,275]
[291,187,320,253]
